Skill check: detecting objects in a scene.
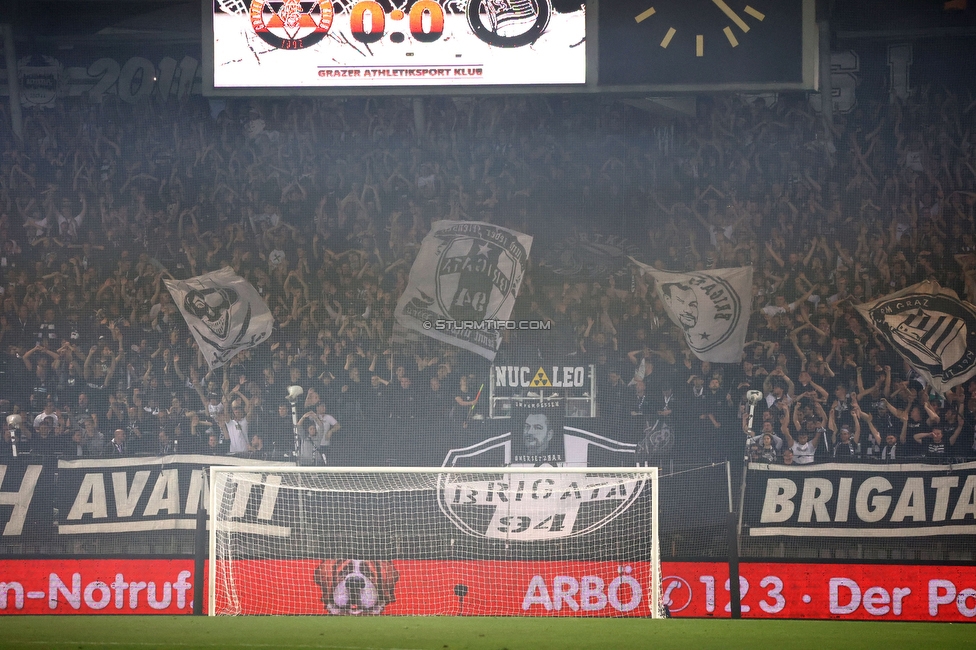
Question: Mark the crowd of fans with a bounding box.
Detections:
[1,87,976,466]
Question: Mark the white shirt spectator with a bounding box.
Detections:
[307,412,338,448]
[791,440,816,464]
[225,417,249,454]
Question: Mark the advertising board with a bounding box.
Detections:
[7,559,973,620]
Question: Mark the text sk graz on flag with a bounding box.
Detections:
[164,267,274,370]
[629,260,753,363]
[855,281,976,393]
[394,221,532,361]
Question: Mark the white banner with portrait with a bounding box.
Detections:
[164,267,274,369]
[631,262,753,363]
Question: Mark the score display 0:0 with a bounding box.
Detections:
[350,0,445,43]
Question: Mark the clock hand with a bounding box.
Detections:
[661,26,676,48]
[635,7,656,23]
[711,0,750,33]
[744,6,765,21]
[723,26,738,47]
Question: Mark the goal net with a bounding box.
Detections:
[209,466,660,617]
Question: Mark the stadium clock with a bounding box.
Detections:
[598,0,812,89]
[633,0,768,59]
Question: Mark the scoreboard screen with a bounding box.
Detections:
[203,0,816,94]
[208,0,586,89]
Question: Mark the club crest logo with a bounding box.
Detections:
[249,0,334,50]
[434,231,521,321]
[438,426,644,541]
[466,0,552,48]
[867,294,976,383]
[18,56,62,108]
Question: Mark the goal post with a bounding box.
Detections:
[208,466,660,617]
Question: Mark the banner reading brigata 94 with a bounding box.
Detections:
[395,220,532,360]
[210,0,586,89]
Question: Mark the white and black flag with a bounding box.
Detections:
[395,221,532,361]
[631,262,753,363]
[164,267,274,370]
[856,281,976,393]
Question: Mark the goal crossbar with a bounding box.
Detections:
[210,466,661,474]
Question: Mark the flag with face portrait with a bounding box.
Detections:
[164,267,274,370]
[631,260,753,363]
[855,281,976,393]
[395,221,532,361]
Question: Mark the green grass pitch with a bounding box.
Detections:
[0,616,970,649]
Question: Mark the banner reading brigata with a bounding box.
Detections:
[395,220,532,360]
[743,461,976,537]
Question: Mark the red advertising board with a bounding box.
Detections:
[2,559,975,621]
[0,559,196,614]
[212,560,653,617]
[662,562,976,622]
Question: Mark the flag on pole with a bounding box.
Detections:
[164,267,274,369]
[855,281,976,393]
[630,260,754,363]
[394,221,532,361]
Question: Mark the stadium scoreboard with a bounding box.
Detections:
[204,0,817,95]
